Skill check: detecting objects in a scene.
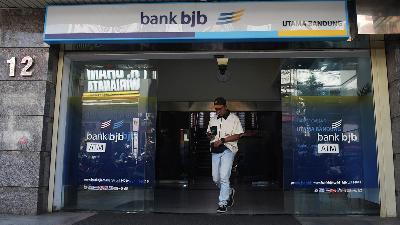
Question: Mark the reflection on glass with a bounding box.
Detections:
[281,58,379,214]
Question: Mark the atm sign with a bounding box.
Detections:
[318,144,339,154]
[86,142,106,153]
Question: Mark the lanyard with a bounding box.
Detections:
[219,118,223,139]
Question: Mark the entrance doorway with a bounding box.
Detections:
[153,58,284,213]
[155,111,283,213]
[55,51,380,215]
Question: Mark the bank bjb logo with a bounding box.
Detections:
[140,11,207,27]
[86,132,133,143]
[331,119,342,129]
[316,119,360,154]
[100,120,124,130]
[216,9,245,25]
[85,120,132,143]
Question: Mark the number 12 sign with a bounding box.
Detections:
[6,56,34,77]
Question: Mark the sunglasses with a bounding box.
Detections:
[215,107,224,111]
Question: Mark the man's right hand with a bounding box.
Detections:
[213,140,223,147]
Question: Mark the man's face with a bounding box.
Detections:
[214,104,227,116]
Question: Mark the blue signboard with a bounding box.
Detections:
[44,1,349,43]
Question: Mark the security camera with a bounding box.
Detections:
[215,55,230,82]
[215,56,229,75]
[218,64,228,75]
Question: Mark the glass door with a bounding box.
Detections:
[59,60,157,211]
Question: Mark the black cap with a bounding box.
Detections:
[214,97,226,106]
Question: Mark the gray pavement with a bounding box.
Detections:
[297,216,400,225]
[0,212,399,225]
[0,212,95,225]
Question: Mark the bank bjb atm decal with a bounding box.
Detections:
[285,101,378,194]
[290,115,363,192]
[77,66,156,191]
[79,111,156,190]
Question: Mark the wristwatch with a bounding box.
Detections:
[221,138,225,143]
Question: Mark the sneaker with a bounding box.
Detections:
[227,188,235,207]
[217,205,227,213]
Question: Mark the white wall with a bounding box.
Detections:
[156,58,281,102]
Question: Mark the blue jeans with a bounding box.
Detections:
[212,149,235,206]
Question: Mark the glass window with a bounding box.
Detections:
[281,57,379,214]
[60,61,157,211]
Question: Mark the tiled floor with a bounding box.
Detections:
[74,213,302,225]
[151,188,285,214]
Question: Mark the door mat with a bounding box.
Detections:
[74,212,302,225]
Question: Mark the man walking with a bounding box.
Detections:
[207,97,243,213]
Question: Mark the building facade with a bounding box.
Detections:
[0,0,398,217]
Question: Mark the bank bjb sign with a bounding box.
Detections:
[44,1,348,43]
[85,69,141,92]
[140,11,208,27]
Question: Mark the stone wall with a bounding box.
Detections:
[385,36,400,216]
[0,8,57,215]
